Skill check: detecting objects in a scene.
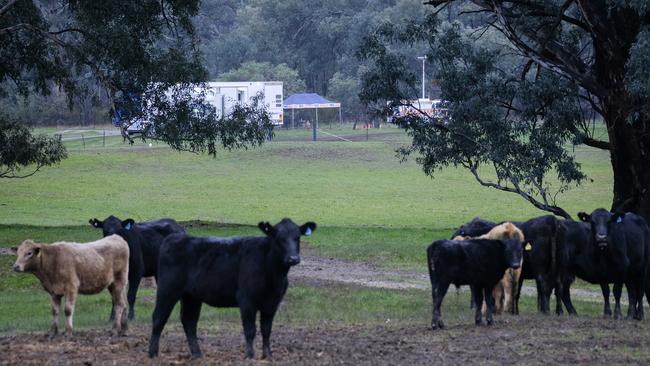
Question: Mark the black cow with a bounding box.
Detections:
[89,216,185,237]
[452,217,496,238]
[573,209,649,320]
[427,236,522,329]
[452,216,572,315]
[148,218,316,360]
[89,215,183,320]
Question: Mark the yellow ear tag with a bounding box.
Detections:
[525,243,532,251]
[37,251,42,257]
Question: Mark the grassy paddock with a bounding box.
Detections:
[1,125,612,228]
[0,124,616,336]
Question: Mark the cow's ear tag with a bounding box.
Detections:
[616,216,623,224]
[525,242,532,251]
[304,227,312,237]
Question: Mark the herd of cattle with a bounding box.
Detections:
[12,216,315,359]
[430,209,650,329]
[8,207,650,360]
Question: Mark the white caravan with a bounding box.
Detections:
[205,81,284,125]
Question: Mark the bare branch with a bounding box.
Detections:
[464,162,573,219]
[0,165,44,179]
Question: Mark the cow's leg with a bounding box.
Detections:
[624,281,638,320]
[554,285,564,315]
[600,283,612,317]
[431,282,449,330]
[180,295,203,358]
[239,302,257,359]
[635,275,645,320]
[261,303,280,359]
[126,269,143,321]
[515,277,525,315]
[535,278,543,311]
[613,282,623,320]
[494,279,505,315]
[49,294,62,339]
[108,281,127,336]
[63,291,77,337]
[472,285,484,326]
[561,275,577,315]
[484,286,496,326]
[149,291,181,358]
[510,268,521,315]
[535,278,550,314]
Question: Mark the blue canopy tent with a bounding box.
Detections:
[283,93,342,140]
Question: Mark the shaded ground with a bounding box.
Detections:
[2,316,650,365]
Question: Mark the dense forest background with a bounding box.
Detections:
[1,0,480,126]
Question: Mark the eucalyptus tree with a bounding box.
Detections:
[0,0,271,178]
[438,1,650,218]
[359,8,604,218]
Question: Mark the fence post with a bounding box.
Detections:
[103,130,106,147]
[82,134,85,150]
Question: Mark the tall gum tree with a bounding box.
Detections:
[427,1,650,218]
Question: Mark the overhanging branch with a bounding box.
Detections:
[464,162,573,219]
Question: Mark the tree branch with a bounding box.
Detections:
[0,166,44,179]
[465,162,573,219]
[0,0,19,18]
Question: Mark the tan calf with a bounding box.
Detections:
[478,223,525,315]
[12,235,129,337]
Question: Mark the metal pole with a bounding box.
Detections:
[339,107,343,128]
[292,108,295,129]
[103,130,106,147]
[417,56,427,99]
[313,108,318,141]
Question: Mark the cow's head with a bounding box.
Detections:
[501,238,523,269]
[89,216,135,236]
[578,209,624,249]
[258,218,316,267]
[13,240,42,273]
[451,217,495,239]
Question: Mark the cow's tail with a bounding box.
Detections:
[426,245,435,283]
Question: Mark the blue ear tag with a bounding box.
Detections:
[616,216,623,224]
[304,227,312,237]
[125,222,133,230]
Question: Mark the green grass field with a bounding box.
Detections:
[2,124,612,228]
[0,124,615,335]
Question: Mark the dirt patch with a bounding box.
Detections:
[290,252,608,303]
[2,318,649,365]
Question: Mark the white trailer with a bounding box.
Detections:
[205,81,284,125]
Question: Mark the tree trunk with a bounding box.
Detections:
[603,95,650,220]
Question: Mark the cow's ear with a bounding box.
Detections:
[611,212,625,224]
[577,212,590,222]
[122,219,135,230]
[10,246,18,254]
[258,222,274,236]
[33,246,41,257]
[89,218,103,228]
[300,222,317,236]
